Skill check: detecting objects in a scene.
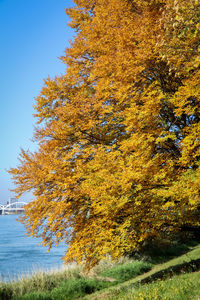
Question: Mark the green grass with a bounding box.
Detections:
[12,278,114,300]
[0,260,152,300]
[114,271,200,300]
[1,241,200,300]
[0,264,85,300]
[13,292,50,300]
[84,242,200,299]
[100,261,153,283]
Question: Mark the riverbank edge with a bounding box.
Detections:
[1,241,200,299]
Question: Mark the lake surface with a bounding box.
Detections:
[0,215,66,281]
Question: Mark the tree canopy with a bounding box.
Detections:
[9,0,200,268]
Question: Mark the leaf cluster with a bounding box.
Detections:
[9,0,200,269]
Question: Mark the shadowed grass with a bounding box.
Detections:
[100,261,153,283]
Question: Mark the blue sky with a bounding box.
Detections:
[0,0,74,203]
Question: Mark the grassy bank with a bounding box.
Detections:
[115,271,200,300]
[1,241,200,300]
[0,260,152,300]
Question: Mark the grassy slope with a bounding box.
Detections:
[116,271,200,300]
[1,242,200,299]
[84,243,200,300]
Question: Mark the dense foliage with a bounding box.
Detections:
[9,0,200,268]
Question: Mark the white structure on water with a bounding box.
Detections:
[0,199,26,215]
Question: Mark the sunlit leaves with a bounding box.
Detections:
[9,0,200,269]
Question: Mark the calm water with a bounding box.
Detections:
[0,215,67,281]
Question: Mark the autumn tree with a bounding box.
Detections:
[9,0,200,268]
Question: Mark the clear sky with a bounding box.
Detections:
[0,0,74,203]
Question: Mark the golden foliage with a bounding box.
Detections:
[9,0,200,269]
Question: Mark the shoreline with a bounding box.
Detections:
[0,243,200,299]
